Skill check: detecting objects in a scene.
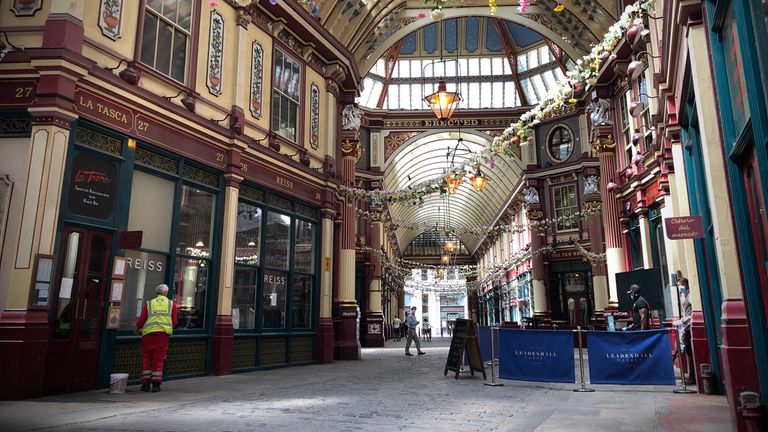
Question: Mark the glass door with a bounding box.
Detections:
[46,227,112,394]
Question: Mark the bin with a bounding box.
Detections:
[109,373,129,394]
[699,363,714,395]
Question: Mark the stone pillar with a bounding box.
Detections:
[525,199,548,320]
[592,127,624,307]
[210,156,242,375]
[363,207,384,347]
[334,135,361,360]
[316,191,336,363]
[637,209,653,269]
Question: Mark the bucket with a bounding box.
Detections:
[109,373,129,394]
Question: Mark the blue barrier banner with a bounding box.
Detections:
[498,329,575,383]
[586,329,675,385]
[477,326,491,363]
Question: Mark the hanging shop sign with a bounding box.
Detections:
[664,216,704,240]
[68,152,117,220]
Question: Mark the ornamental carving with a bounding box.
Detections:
[277,30,303,56]
[592,135,616,154]
[583,201,603,215]
[384,131,420,160]
[526,210,545,221]
[325,79,340,99]
[341,139,362,160]
[206,11,225,96]
[249,42,264,118]
[10,0,42,16]
[98,0,123,40]
[310,83,320,150]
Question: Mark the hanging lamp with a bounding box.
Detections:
[425,80,462,121]
[470,166,489,192]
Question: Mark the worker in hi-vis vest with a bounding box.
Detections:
[135,284,177,392]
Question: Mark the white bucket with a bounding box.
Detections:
[109,373,129,394]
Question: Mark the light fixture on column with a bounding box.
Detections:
[627,51,661,80]
[424,80,462,121]
[631,126,656,147]
[470,166,489,192]
[629,93,659,117]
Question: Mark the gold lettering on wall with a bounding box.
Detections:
[276,176,294,190]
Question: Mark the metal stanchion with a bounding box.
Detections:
[484,325,503,387]
[673,327,696,394]
[573,326,594,392]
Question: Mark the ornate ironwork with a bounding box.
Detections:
[240,185,265,203]
[112,340,142,380]
[260,337,286,366]
[0,115,32,136]
[267,194,292,212]
[233,337,257,369]
[166,340,207,376]
[183,165,219,187]
[291,336,314,362]
[135,148,179,174]
[295,203,317,220]
[75,127,122,155]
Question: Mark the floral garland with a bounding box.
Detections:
[572,241,607,264]
[338,0,654,205]
[210,0,320,17]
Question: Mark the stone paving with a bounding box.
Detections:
[0,337,731,432]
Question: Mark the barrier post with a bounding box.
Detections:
[673,327,696,394]
[573,326,594,392]
[484,325,503,387]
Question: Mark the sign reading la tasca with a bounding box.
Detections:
[68,153,117,220]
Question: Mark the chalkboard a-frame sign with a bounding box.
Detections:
[444,318,486,380]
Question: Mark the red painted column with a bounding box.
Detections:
[333,134,361,360]
[592,126,624,308]
[719,299,761,431]
[525,185,549,322]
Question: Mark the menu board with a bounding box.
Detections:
[444,318,486,380]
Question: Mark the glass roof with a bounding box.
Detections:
[384,131,523,253]
[358,17,571,110]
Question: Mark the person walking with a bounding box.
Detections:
[422,318,432,341]
[135,284,177,392]
[393,316,402,341]
[626,284,650,331]
[405,306,426,356]
[677,277,696,384]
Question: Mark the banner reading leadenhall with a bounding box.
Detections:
[586,330,675,385]
[498,329,576,383]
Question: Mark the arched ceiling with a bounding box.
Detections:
[314,1,619,76]
[384,131,523,253]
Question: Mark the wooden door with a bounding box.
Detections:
[46,227,112,394]
[742,151,768,319]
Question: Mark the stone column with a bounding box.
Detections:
[334,134,361,360]
[592,127,624,307]
[363,207,384,347]
[316,190,336,363]
[210,159,242,375]
[584,198,609,314]
[637,208,653,269]
[525,194,549,320]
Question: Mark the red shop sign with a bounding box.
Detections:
[664,216,705,240]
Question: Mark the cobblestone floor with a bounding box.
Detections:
[0,337,730,432]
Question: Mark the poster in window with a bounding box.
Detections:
[67,153,117,220]
[106,306,121,329]
[98,0,123,40]
[110,280,124,303]
[250,42,264,118]
[206,11,225,96]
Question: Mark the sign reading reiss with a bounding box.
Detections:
[664,216,705,240]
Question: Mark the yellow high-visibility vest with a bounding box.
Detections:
[142,296,173,335]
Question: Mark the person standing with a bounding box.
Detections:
[135,284,177,392]
[677,277,696,384]
[405,306,426,356]
[393,316,402,341]
[626,284,650,331]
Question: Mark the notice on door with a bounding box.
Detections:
[68,153,117,220]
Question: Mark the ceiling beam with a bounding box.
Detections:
[376,39,404,108]
[492,17,528,106]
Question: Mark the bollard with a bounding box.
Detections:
[699,363,714,395]
[573,326,594,392]
[739,392,763,432]
[484,326,503,387]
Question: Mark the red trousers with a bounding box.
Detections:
[141,332,169,383]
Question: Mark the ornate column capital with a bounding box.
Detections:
[526,209,545,221]
[592,135,616,155]
[341,138,361,160]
